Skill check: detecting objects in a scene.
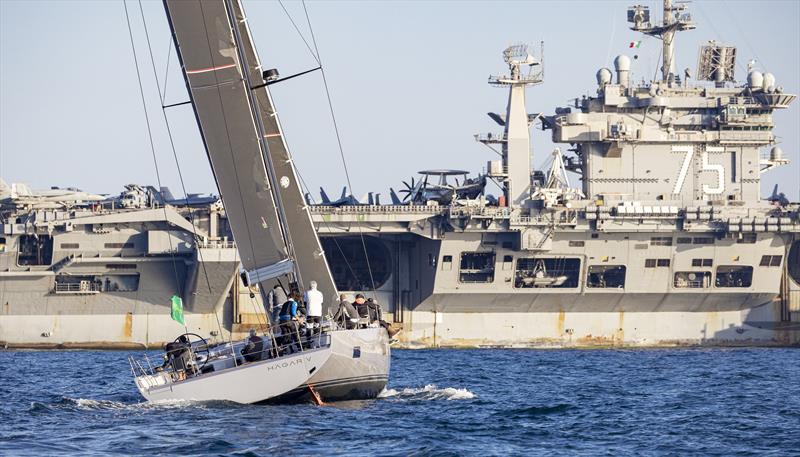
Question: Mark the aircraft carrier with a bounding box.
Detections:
[2,0,799,348]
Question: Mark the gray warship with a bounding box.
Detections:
[1,0,799,348]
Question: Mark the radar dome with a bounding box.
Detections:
[614,55,631,71]
[747,70,763,89]
[762,72,776,92]
[613,55,631,87]
[596,68,612,86]
[770,146,785,162]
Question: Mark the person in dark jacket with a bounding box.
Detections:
[353,293,369,319]
[333,294,359,329]
[242,329,264,362]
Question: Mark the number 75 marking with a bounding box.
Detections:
[672,146,725,195]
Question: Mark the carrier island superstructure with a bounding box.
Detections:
[2,0,799,348]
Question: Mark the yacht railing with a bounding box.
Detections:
[128,319,338,382]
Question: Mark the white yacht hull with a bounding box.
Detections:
[133,327,389,404]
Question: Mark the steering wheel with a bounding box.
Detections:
[173,333,210,371]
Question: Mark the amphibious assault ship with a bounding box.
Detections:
[2,0,799,348]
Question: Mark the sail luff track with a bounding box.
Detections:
[228,0,337,305]
[164,0,337,306]
[163,0,287,273]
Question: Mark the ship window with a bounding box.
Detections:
[591,233,599,239]
[106,264,137,270]
[503,255,514,270]
[104,242,135,249]
[17,235,53,266]
[441,255,453,271]
[759,255,782,267]
[101,274,140,292]
[674,271,711,288]
[737,233,757,244]
[569,240,585,247]
[715,266,753,288]
[645,259,670,268]
[458,252,495,283]
[0,237,5,253]
[650,237,673,246]
[692,258,713,267]
[677,237,692,244]
[514,258,581,288]
[693,237,714,245]
[60,243,80,249]
[502,241,513,249]
[587,265,626,288]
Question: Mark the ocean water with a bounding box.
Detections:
[1,348,798,456]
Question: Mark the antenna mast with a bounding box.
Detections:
[628,0,695,83]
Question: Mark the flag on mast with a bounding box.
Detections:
[170,295,185,325]
[629,41,642,48]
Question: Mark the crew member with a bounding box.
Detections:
[333,293,359,329]
[304,281,324,338]
[353,293,369,319]
[278,293,302,353]
[242,329,265,362]
[267,284,287,326]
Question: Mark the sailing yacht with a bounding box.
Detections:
[129,0,390,404]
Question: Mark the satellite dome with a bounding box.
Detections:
[613,55,631,71]
[762,72,776,91]
[596,68,612,85]
[747,70,763,89]
[770,146,784,162]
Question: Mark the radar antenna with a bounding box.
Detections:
[697,41,737,87]
[627,0,695,83]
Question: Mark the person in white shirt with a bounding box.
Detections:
[303,281,324,338]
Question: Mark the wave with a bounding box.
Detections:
[500,403,574,418]
[378,384,476,401]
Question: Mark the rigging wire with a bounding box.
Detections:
[136,0,214,296]
[294,165,367,290]
[193,0,268,291]
[161,34,173,105]
[122,0,186,333]
[300,0,378,296]
[136,0,228,343]
[277,0,320,65]
[274,0,367,293]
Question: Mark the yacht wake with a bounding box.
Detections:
[29,396,201,412]
[378,384,475,401]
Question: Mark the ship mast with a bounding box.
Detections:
[628,0,695,82]
[481,43,543,208]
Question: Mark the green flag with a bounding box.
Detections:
[170,295,185,325]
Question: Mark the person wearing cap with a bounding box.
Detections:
[304,280,324,339]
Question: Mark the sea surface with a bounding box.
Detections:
[1,348,798,456]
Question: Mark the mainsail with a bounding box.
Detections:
[164,0,337,304]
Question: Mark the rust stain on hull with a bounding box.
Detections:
[123,312,133,338]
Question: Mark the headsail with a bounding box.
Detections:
[164,0,337,304]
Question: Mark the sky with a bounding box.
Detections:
[1,0,799,202]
